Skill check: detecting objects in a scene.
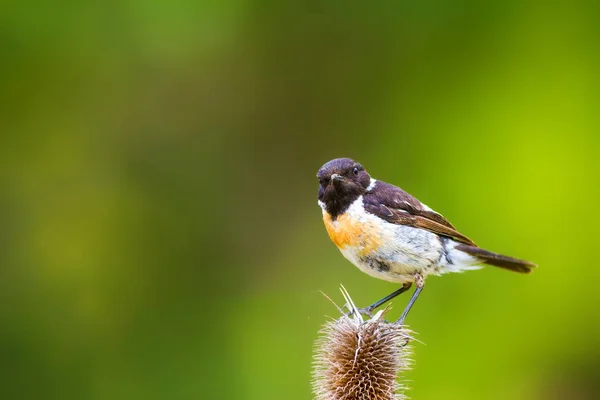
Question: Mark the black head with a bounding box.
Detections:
[317,158,371,218]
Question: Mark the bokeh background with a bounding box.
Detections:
[2,1,599,399]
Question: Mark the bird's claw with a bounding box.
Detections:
[344,304,374,318]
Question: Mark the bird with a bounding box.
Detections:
[317,157,536,322]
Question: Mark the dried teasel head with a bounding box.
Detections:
[312,287,412,400]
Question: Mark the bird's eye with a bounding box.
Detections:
[353,167,359,176]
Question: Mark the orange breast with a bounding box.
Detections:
[322,212,381,255]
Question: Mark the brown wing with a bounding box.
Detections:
[364,181,477,246]
[412,214,476,245]
[394,196,458,230]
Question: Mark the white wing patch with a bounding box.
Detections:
[420,202,434,212]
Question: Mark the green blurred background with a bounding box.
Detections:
[1,1,599,399]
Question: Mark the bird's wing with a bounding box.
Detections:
[364,181,477,246]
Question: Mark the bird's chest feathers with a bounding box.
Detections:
[323,213,360,248]
[322,202,381,255]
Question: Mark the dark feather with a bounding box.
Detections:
[455,244,537,273]
[364,181,477,246]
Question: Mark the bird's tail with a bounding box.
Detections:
[455,244,536,274]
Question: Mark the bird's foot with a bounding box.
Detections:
[344,304,375,318]
[399,335,410,347]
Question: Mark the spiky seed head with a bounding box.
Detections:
[312,289,412,400]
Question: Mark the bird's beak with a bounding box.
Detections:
[330,173,345,183]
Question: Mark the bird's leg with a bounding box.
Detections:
[397,274,424,324]
[350,282,412,317]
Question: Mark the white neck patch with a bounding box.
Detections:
[366,178,377,192]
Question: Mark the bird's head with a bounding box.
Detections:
[317,158,371,217]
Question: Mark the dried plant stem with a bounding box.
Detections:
[312,286,413,400]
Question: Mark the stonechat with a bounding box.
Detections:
[317,158,536,322]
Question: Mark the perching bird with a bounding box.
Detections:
[317,157,536,322]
